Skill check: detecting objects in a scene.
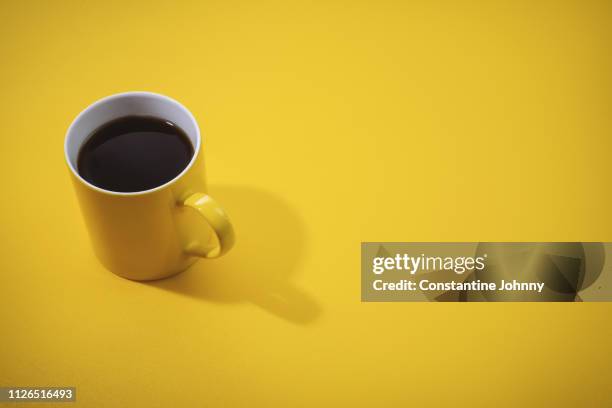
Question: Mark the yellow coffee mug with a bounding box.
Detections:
[65,92,235,280]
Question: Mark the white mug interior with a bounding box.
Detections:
[64,91,201,195]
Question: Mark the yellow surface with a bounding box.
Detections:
[1,0,611,406]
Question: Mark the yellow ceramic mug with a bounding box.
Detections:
[65,92,235,280]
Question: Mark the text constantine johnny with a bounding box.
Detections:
[373,279,545,293]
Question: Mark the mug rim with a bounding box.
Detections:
[64,91,202,197]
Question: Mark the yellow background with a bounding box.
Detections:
[1,0,611,406]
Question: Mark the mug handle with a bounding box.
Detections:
[181,193,235,258]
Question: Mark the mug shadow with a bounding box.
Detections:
[147,185,321,324]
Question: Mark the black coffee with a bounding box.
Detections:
[77,116,194,192]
